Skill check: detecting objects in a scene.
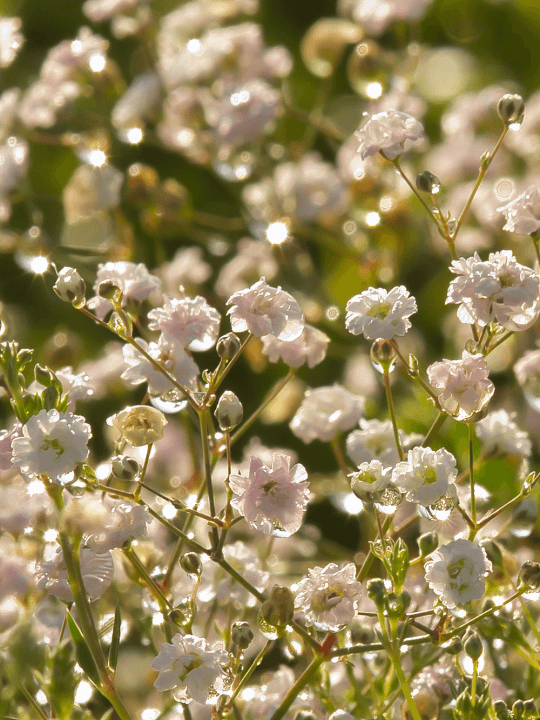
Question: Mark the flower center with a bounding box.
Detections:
[40,436,65,457]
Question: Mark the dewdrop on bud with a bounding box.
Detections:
[370,338,397,373]
[464,631,483,660]
[111,455,141,480]
[519,561,540,591]
[216,332,241,360]
[53,267,86,307]
[180,552,202,577]
[215,391,243,431]
[416,171,441,194]
[231,621,254,649]
[401,689,439,720]
[498,94,525,129]
[258,586,295,639]
[418,531,439,557]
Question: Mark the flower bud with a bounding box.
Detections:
[519,561,540,591]
[464,631,483,661]
[366,577,386,607]
[443,636,462,655]
[480,539,503,568]
[493,700,510,720]
[418,531,439,557]
[111,455,140,480]
[214,391,243,431]
[498,94,525,128]
[370,339,397,372]
[522,699,536,720]
[416,171,441,194]
[401,688,439,720]
[231,621,254,649]
[97,279,121,302]
[400,591,411,612]
[513,701,525,719]
[108,405,167,446]
[259,585,295,631]
[180,552,202,577]
[53,267,86,307]
[216,333,242,360]
[386,592,405,619]
[34,364,54,388]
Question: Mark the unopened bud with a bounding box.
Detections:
[259,585,295,630]
[231,621,254,649]
[443,636,462,655]
[214,391,243,431]
[464,631,483,661]
[498,93,525,128]
[416,171,441,194]
[513,701,525,720]
[418,531,439,557]
[522,700,537,720]
[180,552,202,577]
[111,455,140,480]
[480,539,503,568]
[519,561,540,591]
[53,267,86,307]
[493,701,510,720]
[34,364,54,388]
[370,339,397,372]
[386,592,405,619]
[366,577,386,606]
[216,333,242,360]
[97,279,121,302]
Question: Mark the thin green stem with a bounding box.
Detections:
[203,334,253,406]
[123,545,172,610]
[329,633,431,658]
[441,590,523,640]
[20,686,50,720]
[268,654,325,720]
[422,411,447,448]
[502,566,540,650]
[198,409,220,551]
[383,367,403,461]
[469,423,477,532]
[392,157,444,237]
[484,330,514,357]
[134,443,152,500]
[226,640,272,707]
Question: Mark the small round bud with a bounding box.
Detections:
[418,531,439,557]
[443,636,462,656]
[258,585,295,633]
[519,561,540,591]
[53,267,86,307]
[416,171,441,194]
[111,455,140,480]
[464,631,483,661]
[480,539,503,568]
[366,577,386,606]
[522,700,537,719]
[180,552,202,577]
[97,279,121,301]
[216,332,242,360]
[34,364,54,388]
[498,94,525,128]
[231,621,254,649]
[400,590,411,612]
[386,592,405,619]
[370,339,397,372]
[493,701,510,720]
[513,701,525,720]
[108,405,167,446]
[214,391,243,431]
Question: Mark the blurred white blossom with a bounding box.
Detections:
[290,385,364,443]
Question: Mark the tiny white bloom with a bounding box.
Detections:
[349,459,392,494]
[290,385,365,444]
[294,562,362,631]
[11,409,91,482]
[424,539,491,608]
[498,184,540,235]
[355,109,424,161]
[151,634,231,705]
[345,286,417,341]
[392,447,457,507]
[346,418,402,467]
[148,295,221,352]
[427,352,494,422]
[122,336,199,395]
[87,261,161,319]
[229,454,309,537]
[108,405,167,447]
[475,410,531,458]
[226,278,304,341]
[261,324,330,368]
[36,546,114,602]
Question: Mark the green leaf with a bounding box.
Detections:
[66,613,101,687]
[108,604,121,672]
[48,640,78,720]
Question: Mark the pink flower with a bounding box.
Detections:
[355,109,424,161]
[427,352,494,421]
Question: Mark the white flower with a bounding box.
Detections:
[498,184,540,235]
[427,352,495,422]
[36,546,114,602]
[151,634,231,705]
[346,418,401,467]
[290,385,365,443]
[87,261,161,319]
[475,410,531,457]
[121,337,199,395]
[108,405,167,446]
[261,324,330,368]
[349,459,392,494]
[148,295,220,352]
[83,0,142,23]
[424,539,491,608]
[295,562,362,631]
[515,349,540,392]
[226,278,304,341]
[11,409,91,482]
[345,286,417,340]
[355,109,424,161]
[229,454,309,537]
[392,447,457,507]
[447,251,540,331]
[0,17,24,68]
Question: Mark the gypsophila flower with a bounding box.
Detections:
[229,454,309,537]
[424,539,491,608]
[121,337,199,395]
[346,419,402,467]
[87,261,161,319]
[261,324,330,368]
[295,562,362,631]
[355,109,424,161]
[427,351,495,422]
[148,295,220,351]
[36,546,114,602]
[345,286,417,341]
[83,0,143,23]
[151,634,231,705]
[226,278,304,341]
[108,405,167,446]
[290,385,365,444]
[11,409,91,482]
[498,184,540,235]
[475,410,531,457]
[0,17,24,68]
[446,251,540,331]
[349,459,392,494]
[392,447,457,507]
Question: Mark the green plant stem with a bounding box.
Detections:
[198,408,220,551]
[203,333,253,406]
[392,157,445,237]
[268,654,325,720]
[441,590,523,640]
[477,492,527,530]
[329,633,431,658]
[422,411,447,447]
[469,423,477,534]
[134,443,152,500]
[331,435,350,479]
[123,545,172,610]
[19,685,50,720]
[227,640,272,707]
[484,330,514,357]
[383,367,404,461]
[357,516,393,582]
